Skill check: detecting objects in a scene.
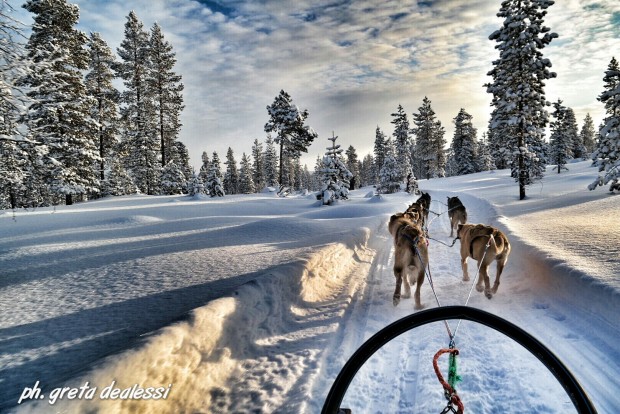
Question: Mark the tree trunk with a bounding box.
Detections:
[66,194,73,205]
[278,140,284,187]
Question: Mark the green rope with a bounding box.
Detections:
[447,352,462,391]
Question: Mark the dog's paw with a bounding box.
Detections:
[476,284,484,292]
[393,295,400,306]
[402,292,411,299]
[485,290,493,299]
[414,303,425,310]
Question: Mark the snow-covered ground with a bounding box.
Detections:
[1,160,618,413]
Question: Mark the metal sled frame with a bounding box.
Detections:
[321,305,597,414]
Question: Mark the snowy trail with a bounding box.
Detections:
[308,190,617,413]
[3,162,618,413]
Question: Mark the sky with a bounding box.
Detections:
[3,160,618,412]
[8,0,620,170]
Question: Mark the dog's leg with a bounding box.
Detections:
[492,257,507,294]
[461,254,469,281]
[402,266,413,299]
[449,216,455,237]
[480,263,492,299]
[413,265,425,310]
[393,266,403,306]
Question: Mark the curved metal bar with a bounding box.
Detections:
[321,306,597,414]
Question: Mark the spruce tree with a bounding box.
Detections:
[379,139,401,194]
[391,104,413,183]
[264,90,317,186]
[413,97,445,179]
[565,108,583,160]
[251,138,264,189]
[198,151,210,183]
[319,133,352,204]
[160,161,185,195]
[589,57,620,192]
[373,126,387,184]
[451,108,478,176]
[549,99,572,173]
[117,11,158,195]
[580,113,596,157]
[223,147,238,194]
[345,145,360,190]
[149,23,184,167]
[263,135,279,188]
[85,32,120,182]
[206,163,224,197]
[360,154,375,188]
[22,0,100,205]
[486,0,557,199]
[237,152,256,194]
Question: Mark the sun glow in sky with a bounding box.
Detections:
[11,0,620,169]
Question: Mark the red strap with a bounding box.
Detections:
[433,348,465,414]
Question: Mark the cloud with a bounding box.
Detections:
[13,0,620,169]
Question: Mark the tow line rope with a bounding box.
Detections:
[405,198,494,413]
[434,348,464,414]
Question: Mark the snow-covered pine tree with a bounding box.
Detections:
[160,161,185,195]
[102,154,136,196]
[264,90,317,187]
[549,99,572,173]
[312,155,322,191]
[263,135,279,188]
[373,126,387,184]
[391,104,413,183]
[589,57,620,192]
[413,97,445,179]
[486,115,510,169]
[360,154,374,188]
[0,2,30,208]
[223,147,238,195]
[187,173,205,196]
[237,153,255,194]
[170,140,192,186]
[198,151,210,183]
[476,133,496,172]
[251,138,264,190]
[580,113,597,157]
[149,23,184,168]
[211,151,222,178]
[319,132,353,204]
[22,0,100,205]
[486,0,557,199]
[116,11,158,195]
[85,32,119,183]
[345,145,360,190]
[450,108,478,176]
[206,163,224,197]
[379,139,401,194]
[565,107,584,160]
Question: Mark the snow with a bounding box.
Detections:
[1,161,618,413]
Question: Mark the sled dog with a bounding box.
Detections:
[404,202,424,225]
[417,192,431,226]
[457,223,511,299]
[447,196,467,237]
[388,213,429,309]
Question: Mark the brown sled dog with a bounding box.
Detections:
[447,196,467,237]
[388,213,429,309]
[457,223,511,299]
[405,192,431,228]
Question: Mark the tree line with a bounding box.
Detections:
[2,0,619,210]
[1,1,184,209]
